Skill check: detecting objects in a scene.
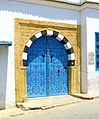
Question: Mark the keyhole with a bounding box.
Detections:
[50,55,53,63]
[58,70,60,76]
[42,54,45,63]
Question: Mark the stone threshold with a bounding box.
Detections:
[16,95,84,111]
[17,93,99,110]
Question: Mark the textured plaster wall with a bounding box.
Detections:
[0,0,80,105]
[80,9,88,93]
[55,0,81,3]
[81,8,99,94]
[86,9,99,93]
[86,0,99,3]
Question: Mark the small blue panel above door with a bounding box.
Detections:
[0,41,12,46]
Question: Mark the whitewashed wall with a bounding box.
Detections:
[55,0,81,4]
[59,0,99,3]
[0,0,80,108]
[81,8,99,94]
[86,9,99,94]
[86,0,99,3]
[81,9,88,93]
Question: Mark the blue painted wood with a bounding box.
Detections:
[46,36,68,96]
[95,32,99,71]
[26,36,68,98]
[27,37,47,98]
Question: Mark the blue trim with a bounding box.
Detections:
[95,32,99,71]
[0,41,12,46]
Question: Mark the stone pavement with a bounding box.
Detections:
[0,95,81,119]
[0,94,98,119]
[0,107,24,119]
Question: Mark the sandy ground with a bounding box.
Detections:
[3,98,99,119]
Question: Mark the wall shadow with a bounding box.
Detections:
[0,46,8,110]
[68,67,74,94]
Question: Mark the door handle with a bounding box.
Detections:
[42,54,45,63]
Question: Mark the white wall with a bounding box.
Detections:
[11,0,89,4]
[55,0,81,4]
[86,0,99,3]
[0,0,80,108]
[80,8,99,94]
[86,9,99,93]
[81,9,88,93]
[11,0,99,5]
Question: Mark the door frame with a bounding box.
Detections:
[26,35,69,98]
[22,30,75,98]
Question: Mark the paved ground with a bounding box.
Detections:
[17,95,83,109]
[6,98,99,119]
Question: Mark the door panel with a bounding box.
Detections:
[46,36,68,96]
[26,37,47,98]
[26,36,68,98]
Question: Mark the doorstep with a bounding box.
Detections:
[16,95,83,110]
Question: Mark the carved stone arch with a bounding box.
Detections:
[22,30,75,66]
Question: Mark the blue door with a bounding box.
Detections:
[26,36,68,98]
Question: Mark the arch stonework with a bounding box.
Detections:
[22,30,75,66]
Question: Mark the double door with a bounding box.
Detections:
[26,36,68,98]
